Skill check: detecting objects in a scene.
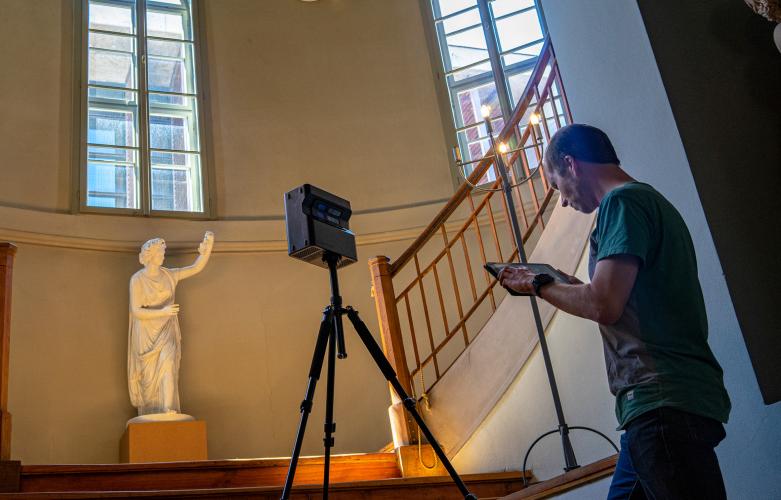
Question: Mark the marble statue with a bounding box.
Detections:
[127,231,214,421]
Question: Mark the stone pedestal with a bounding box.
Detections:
[120,420,207,463]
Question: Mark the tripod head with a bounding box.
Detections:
[323,251,348,359]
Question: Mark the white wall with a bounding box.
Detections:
[539,1,781,497]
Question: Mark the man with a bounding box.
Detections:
[499,124,730,499]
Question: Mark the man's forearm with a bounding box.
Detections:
[538,282,611,324]
[498,257,637,325]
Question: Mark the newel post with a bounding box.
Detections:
[368,256,417,447]
[0,243,16,461]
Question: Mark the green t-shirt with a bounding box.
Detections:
[589,182,731,429]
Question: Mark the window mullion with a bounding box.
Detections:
[491,5,537,23]
[476,0,512,122]
[137,0,151,215]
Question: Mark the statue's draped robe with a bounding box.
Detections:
[128,268,181,415]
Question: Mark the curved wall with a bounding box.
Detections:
[0,0,456,463]
[204,0,455,217]
[535,1,781,497]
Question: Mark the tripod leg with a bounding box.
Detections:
[322,321,338,499]
[280,307,334,500]
[344,307,478,500]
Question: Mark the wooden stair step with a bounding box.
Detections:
[18,453,401,493]
[4,471,530,499]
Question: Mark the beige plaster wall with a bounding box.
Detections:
[0,0,74,212]
[0,0,459,463]
[203,0,455,216]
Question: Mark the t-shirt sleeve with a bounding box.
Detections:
[595,193,653,266]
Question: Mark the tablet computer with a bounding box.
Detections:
[484,262,570,296]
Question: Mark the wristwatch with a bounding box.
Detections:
[532,273,555,297]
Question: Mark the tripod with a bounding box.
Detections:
[280,252,477,500]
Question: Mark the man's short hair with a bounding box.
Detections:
[544,124,620,174]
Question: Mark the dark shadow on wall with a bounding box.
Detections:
[637,0,781,403]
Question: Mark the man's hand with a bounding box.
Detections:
[556,268,583,285]
[498,266,537,295]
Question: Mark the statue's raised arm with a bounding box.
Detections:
[174,231,215,281]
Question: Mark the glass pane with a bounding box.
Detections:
[148,0,187,6]
[441,7,480,34]
[445,25,488,70]
[150,153,202,212]
[88,32,137,89]
[148,94,199,151]
[89,0,136,34]
[507,68,532,105]
[433,0,477,18]
[454,81,501,128]
[494,9,543,52]
[519,98,538,126]
[456,126,499,184]
[490,0,535,18]
[147,7,192,40]
[458,125,489,160]
[86,146,139,209]
[147,39,196,94]
[501,40,543,66]
[449,60,492,82]
[88,102,138,147]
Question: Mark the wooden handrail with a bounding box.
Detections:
[390,39,552,276]
[0,243,17,461]
[370,37,570,445]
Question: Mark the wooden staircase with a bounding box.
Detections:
[2,453,531,499]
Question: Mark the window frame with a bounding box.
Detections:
[73,0,214,219]
[425,0,547,181]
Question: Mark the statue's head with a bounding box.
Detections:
[139,238,166,266]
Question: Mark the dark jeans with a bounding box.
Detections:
[607,407,727,500]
